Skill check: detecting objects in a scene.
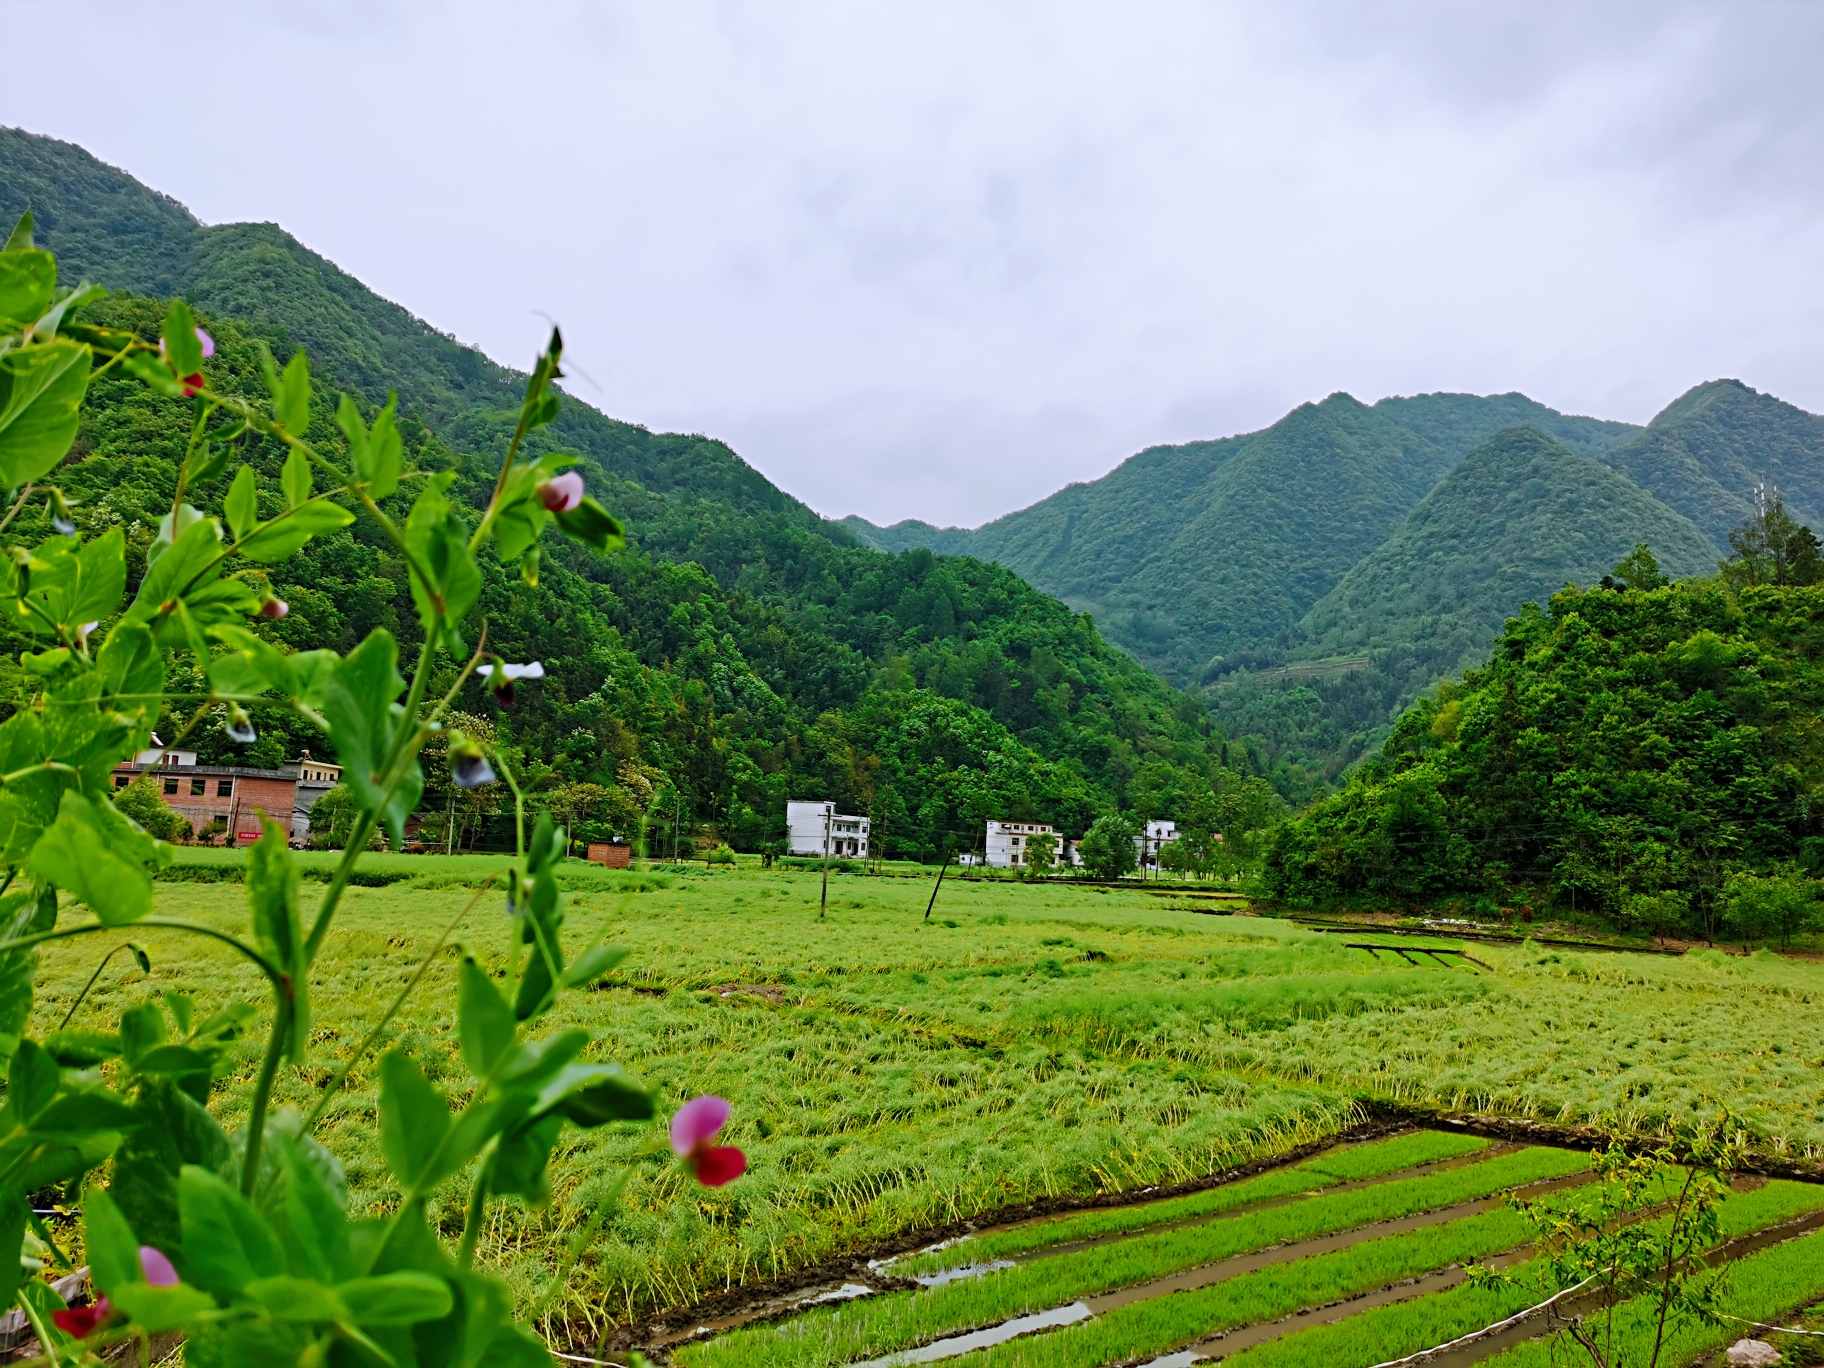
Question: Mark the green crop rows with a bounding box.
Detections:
[894,1130,1490,1276]
[680,1142,1586,1368]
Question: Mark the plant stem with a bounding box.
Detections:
[57,942,144,1029]
[457,1158,493,1268]
[300,881,493,1132]
[240,991,294,1197]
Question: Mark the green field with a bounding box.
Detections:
[33,854,1824,1353]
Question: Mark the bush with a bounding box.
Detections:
[1724,866,1821,948]
[112,777,192,843]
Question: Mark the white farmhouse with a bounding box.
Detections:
[984,819,1078,869]
[1137,819,1178,870]
[786,800,870,858]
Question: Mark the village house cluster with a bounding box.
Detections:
[787,800,1185,871]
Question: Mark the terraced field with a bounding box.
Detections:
[669,1131,1824,1368]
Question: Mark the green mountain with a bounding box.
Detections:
[1292,426,1720,695]
[1593,379,1824,547]
[3,125,1252,852]
[848,392,1641,685]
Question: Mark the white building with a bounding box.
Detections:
[1137,819,1178,870]
[786,800,870,858]
[133,734,197,767]
[984,819,1078,869]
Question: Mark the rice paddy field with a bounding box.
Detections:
[30,853,1824,1362]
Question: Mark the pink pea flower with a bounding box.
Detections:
[537,471,585,513]
[139,1246,179,1287]
[260,596,289,619]
[195,328,214,359]
[670,1095,746,1187]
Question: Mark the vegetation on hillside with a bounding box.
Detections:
[12,212,1257,855]
[1265,534,1824,934]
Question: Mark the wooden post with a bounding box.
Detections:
[819,806,831,918]
[924,848,953,919]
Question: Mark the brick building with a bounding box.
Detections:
[112,742,342,846]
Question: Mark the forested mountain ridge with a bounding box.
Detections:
[848,391,1644,685]
[1593,379,1824,548]
[3,126,1265,853]
[1290,426,1720,707]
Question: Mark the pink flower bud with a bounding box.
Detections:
[538,471,585,513]
[261,596,289,619]
[140,1246,179,1288]
[196,328,214,359]
[670,1094,747,1187]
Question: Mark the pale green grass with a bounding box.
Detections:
[34,854,1824,1341]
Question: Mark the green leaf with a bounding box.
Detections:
[281,442,312,509]
[554,496,626,553]
[486,1111,564,1202]
[120,349,183,398]
[3,211,33,252]
[246,818,309,1061]
[183,437,232,489]
[30,790,168,926]
[0,247,54,331]
[6,528,128,640]
[364,394,402,501]
[378,1050,452,1191]
[82,1181,145,1296]
[0,339,92,489]
[31,1085,141,1134]
[458,956,514,1078]
[236,498,355,562]
[110,1280,215,1332]
[404,472,481,652]
[279,1150,348,1284]
[6,1038,60,1124]
[267,348,310,433]
[224,465,258,542]
[161,300,203,379]
[337,1271,453,1327]
[110,1077,231,1257]
[560,942,628,988]
[243,1274,348,1322]
[337,392,405,502]
[41,1029,124,1067]
[558,1070,654,1126]
[321,630,422,848]
[177,1164,284,1297]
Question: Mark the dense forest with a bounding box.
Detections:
[1265,529,1824,935]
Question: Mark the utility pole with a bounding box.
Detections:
[924,847,953,919]
[820,805,832,918]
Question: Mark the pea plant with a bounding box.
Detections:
[0,214,743,1365]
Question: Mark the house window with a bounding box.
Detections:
[114,775,130,789]
[191,779,206,796]
[164,777,178,795]
[217,779,234,797]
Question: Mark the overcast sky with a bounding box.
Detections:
[6,2,1824,526]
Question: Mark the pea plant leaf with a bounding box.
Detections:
[321,628,423,848]
[337,391,403,501]
[459,956,515,1078]
[0,339,92,489]
[29,790,171,926]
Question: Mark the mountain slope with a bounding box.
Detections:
[1593,379,1824,547]
[0,126,864,598]
[847,392,1640,685]
[4,125,1246,850]
[1293,426,1721,691]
